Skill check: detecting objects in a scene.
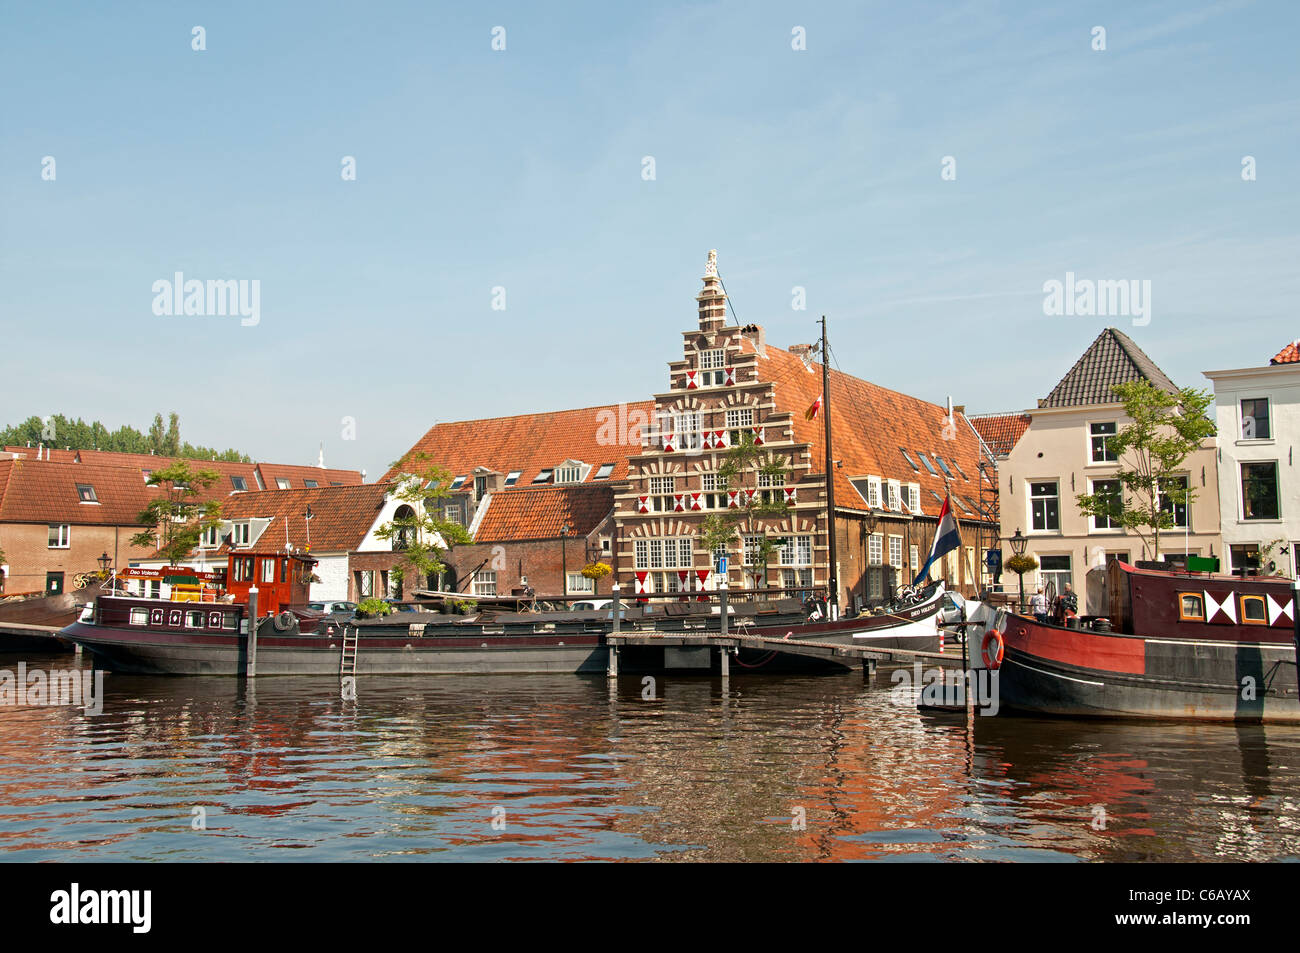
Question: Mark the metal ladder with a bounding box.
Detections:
[340,626,359,678]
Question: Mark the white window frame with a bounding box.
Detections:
[1089,477,1123,531]
[906,483,920,515]
[472,570,497,597]
[1089,421,1119,463]
[48,524,70,549]
[868,533,883,566]
[867,476,882,508]
[886,480,902,512]
[567,573,595,594]
[725,408,753,430]
[888,535,903,567]
[1030,480,1060,532]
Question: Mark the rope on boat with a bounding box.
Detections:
[734,650,778,668]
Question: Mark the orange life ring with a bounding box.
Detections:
[981,630,1005,670]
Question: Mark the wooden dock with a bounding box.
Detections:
[605,629,967,677]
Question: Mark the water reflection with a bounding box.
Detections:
[0,654,1296,861]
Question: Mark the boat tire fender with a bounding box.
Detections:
[272,610,296,632]
[981,630,1005,670]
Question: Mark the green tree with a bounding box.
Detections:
[697,434,791,590]
[129,461,223,565]
[1075,380,1216,560]
[372,452,473,591]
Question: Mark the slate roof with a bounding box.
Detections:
[967,413,1031,457]
[473,484,615,541]
[1271,339,1300,364]
[386,402,654,486]
[213,484,393,553]
[739,339,987,517]
[1040,328,1178,408]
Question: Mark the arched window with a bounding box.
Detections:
[393,505,416,551]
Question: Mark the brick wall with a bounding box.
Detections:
[0,521,156,594]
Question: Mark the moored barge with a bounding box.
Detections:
[972,560,1300,723]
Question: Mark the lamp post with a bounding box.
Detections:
[560,523,571,598]
[97,552,111,574]
[1010,528,1027,613]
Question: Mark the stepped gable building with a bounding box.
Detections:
[1001,327,1221,613]
[387,252,991,604]
[616,250,992,608]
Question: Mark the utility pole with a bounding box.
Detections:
[820,316,839,619]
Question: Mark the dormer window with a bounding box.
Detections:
[504,471,521,487]
[201,525,219,547]
[276,478,291,489]
[76,484,98,503]
[555,464,583,484]
[532,469,554,484]
[232,522,251,547]
[231,476,247,492]
[448,475,467,491]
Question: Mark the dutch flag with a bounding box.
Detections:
[913,494,962,586]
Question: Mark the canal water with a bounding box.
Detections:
[2,653,1298,862]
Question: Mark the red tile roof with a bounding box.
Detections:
[255,464,363,489]
[214,484,393,553]
[968,413,1031,457]
[4,446,78,463]
[740,340,988,517]
[1271,339,1300,364]
[68,450,362,491]
[473,484,615,541]
[0,459,157,526]
[386,402,655,487]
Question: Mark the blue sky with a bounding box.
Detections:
[2,0,1296,477]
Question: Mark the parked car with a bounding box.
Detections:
[381,599,421,613]
[308,600,357,616]
[569,599,631,611]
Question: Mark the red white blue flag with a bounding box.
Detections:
[913,494,961,585]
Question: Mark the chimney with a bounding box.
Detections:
[740,324,766,357]
[696,249,727,333]
[953,404,965,415]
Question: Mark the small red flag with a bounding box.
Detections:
[804,395,823,421]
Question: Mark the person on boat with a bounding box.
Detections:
[1030,587,1048,623]
[1056,583,1079,623]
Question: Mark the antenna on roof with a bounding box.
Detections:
[317,442,325,469]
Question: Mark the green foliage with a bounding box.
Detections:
[357,598,392,617]
[129,461,223,564]
[451,599,478,614]
[697,433,790,588]
[373,451,474,587]
[1075,381,1216,560]
[1004,553,1039,575]
[0,412,250,462]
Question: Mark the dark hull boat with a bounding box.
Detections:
[60,554,944,676]
[971,561,1300,723]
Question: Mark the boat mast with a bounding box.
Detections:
[820,316,839,617]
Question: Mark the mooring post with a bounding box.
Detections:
[863,657,876,681]
[719,578,728,639]
[720,645,730,678]
[246,586,259,679]
[608,583,621,678]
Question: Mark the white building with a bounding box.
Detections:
[1205,338,1300,578]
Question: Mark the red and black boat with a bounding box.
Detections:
[971,559,1300,723]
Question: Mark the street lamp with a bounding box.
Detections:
[97,552,111,574]
[1010,528,1027,613]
